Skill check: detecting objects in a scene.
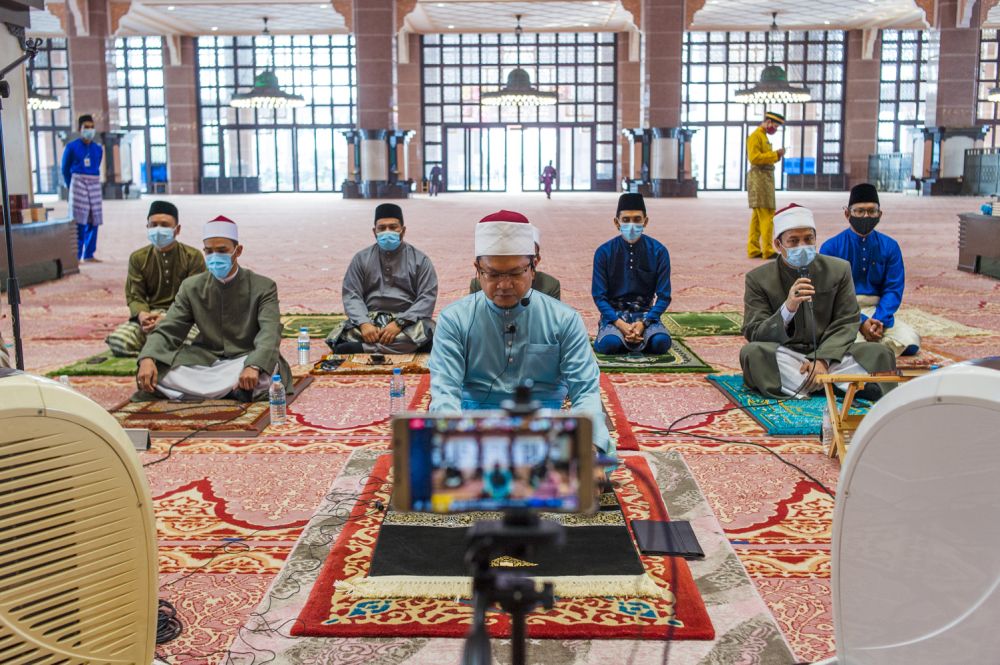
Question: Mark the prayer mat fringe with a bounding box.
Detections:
[335,572,668,600]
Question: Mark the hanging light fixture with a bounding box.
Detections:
[734,12,811,104]
[230,17,306,110]
[481,15,558,107]
[26,84,60,111]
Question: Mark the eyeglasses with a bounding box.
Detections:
[477,265,532,281]
[617,215,645,224]
[847,207,881,218]
[781,237,816,248]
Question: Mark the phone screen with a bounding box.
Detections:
[392,412,593,513]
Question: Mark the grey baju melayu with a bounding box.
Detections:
[328,242,438,354]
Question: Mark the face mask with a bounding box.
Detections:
[849,216,879,237]
[147,226,175,249]
[619,223,644,243]
[376,231,401,252]
[783,244,817,269]
[81,128,96,140]
[765,126,777,135]
[206,252,233,281]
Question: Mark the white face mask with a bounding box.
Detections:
[81,128,96,141]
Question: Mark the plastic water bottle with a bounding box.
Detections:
[58,375,71,387]
[269,374,287,425]
[821,401,833,445]
[389,367,406,416]
[297,327,311,366]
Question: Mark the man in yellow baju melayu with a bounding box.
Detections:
[746,110,786,259]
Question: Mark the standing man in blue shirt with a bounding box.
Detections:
[592,193,672,355]
[820,183,920,357]
[62,114,104,262]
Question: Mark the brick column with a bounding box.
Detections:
[643,0,683,128]
[67,0,116,130]
[353,0,394,129]
[617,52,641,187]
[843,30,881,188]
[397,34,423,185]
[935,0,980,126]
[164,37,199,195]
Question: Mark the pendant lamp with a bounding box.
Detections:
[734,12,811,104]
[481,15,558,107]
[230,18,305,110]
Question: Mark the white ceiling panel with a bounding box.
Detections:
[405,0,636,33]
[691,0,928,31]
[28,6,64,36]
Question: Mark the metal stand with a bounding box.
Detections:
[0,34,41,370]
[461,383,566,665]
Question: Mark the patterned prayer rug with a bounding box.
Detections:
[293,453,714,640]
[898,306,993,338]
[310,352,431,375]
[600,373,638,451]
[662,311,743,337]
[280,313,347,338]
[110,376,314,437]
[46,352,138,376]
[226,448,793,664]
[895,345,957,370]
[594,338,714,374]
[705,373,871,437]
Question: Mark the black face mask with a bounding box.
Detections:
[849,216,879,236]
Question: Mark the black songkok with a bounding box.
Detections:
[374,203,404,225]
[848,183,880,207]
[616,193,646,217]
[147,200,178,221]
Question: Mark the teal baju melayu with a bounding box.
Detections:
[428,290,613,454]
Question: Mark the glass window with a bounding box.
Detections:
[978,30,1000,147]
[879,29,937,153]
[197,34,356,192]
[26,38,72,195]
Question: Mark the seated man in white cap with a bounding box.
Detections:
[135,215,291,401]
[741,203,896,400]
[429,210,612,455]
[327,203,438,355]
[469,224,561,300]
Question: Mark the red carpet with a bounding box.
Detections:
[292,454,713,640]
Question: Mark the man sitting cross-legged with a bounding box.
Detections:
[135,216,291,401]
[327,203,438,355]
[105,200,205,357]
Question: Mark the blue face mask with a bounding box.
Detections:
[147,226,175,250]
[784,244,817,269]
[81,128,96,141]
[206,252,233,280]
[619,223,644,243]
[376,231,401,252]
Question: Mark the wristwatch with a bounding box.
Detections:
[394,317,411,328]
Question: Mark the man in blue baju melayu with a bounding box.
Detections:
[428,209,613,456]
[592,193,673,355]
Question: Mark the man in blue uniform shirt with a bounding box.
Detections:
[592,193,672,355]
[62,114,104,262]
[820,183,920,357]
[428,210,612,455]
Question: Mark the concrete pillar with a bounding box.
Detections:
[843,30,881,189]
[67,0,116,131]
[0,28,32,196]
[163,36,198,195]
[935,0,980,126]
[353,0,394,129]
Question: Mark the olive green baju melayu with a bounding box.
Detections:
[740,254,896,398]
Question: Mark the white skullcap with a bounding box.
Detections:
[203,215,239,242]
[531,224,540,246]
[773,204,816,240]
[475,210,535,257]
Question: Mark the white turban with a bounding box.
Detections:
[475,210,535,257]
[773,204,816,240]
[203,215,239,242]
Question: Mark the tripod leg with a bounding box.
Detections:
[511,606,526,665]
[462,591,492,665]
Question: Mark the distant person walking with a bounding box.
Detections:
[745,111,786,260]
[429,164,443,197]
[541,161,557,199]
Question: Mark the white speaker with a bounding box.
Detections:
[0,370,157,664]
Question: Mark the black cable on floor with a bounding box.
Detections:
[156,599,183,644]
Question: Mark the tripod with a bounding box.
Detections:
[0,34,42,370]
[461,509,564,665]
